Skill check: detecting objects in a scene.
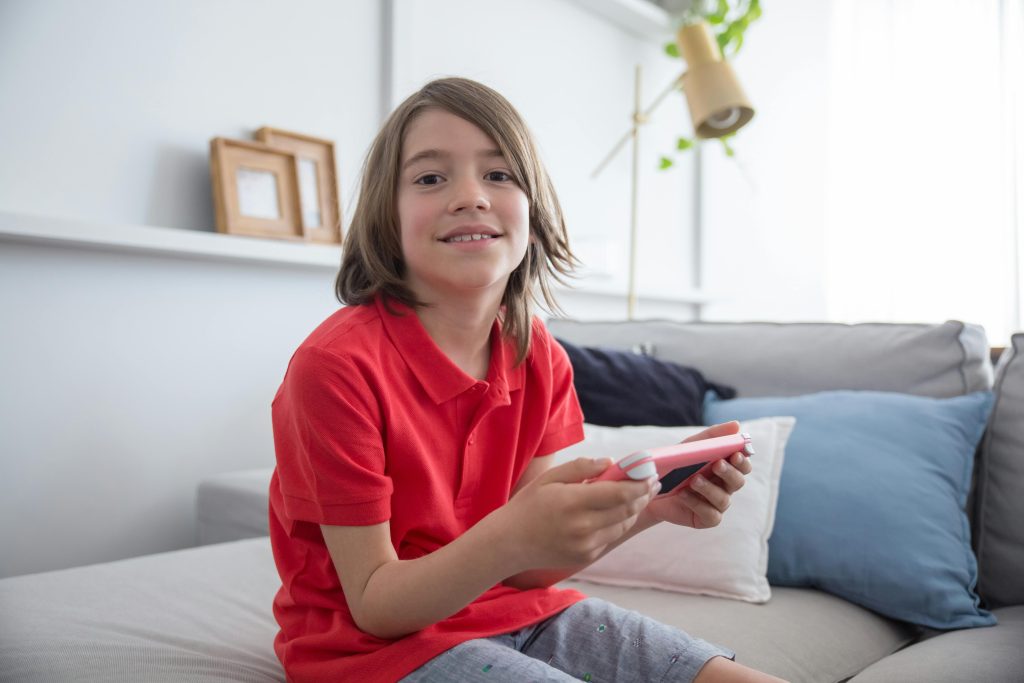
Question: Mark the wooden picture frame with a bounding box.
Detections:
[209,138,304,241]
[255,127,342,244]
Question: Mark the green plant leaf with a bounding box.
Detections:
[700,0,763,59]
[677,137,694,151]
[731,0,761,30]
[707,0,729,23]
[664,42,680,58]
[731,31,744,53]
[720,137,736,157]
[659,156,674,169]
[718,21,744,57]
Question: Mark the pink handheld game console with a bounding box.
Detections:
[592,432,754,494]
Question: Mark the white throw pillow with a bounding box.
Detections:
[553,417,794,603]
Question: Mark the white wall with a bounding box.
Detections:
[0,239,339,577]
[0,0,383,233]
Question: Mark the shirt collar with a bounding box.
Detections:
[375,295,523,405]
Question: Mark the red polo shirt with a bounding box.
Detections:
[268,295,586,682]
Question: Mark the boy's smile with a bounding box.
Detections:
[438,222,503,247]
[397,108,530,304]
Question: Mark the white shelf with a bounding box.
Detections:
[0,211,343,270]
[567,0,673,41]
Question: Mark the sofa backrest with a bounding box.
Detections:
[974,333,1024,608]
[546,319,992,398]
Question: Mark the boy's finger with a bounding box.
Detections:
[689,474,731,511]
[586,496,654,530]
[582,479,659,510]
[541,457,614,484]
[679,489,725,528]
[711,458,747,493]
[731,452,753,474]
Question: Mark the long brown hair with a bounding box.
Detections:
[335,77,578,363]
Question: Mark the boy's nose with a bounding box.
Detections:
[448,178,491,213]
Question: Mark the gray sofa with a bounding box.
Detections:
[1,320,1021,682]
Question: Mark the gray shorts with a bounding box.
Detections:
[400,597,735,682]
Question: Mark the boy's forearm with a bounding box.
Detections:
[357,509,524,639]
[503,508,661,590]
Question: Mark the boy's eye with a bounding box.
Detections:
[486,171,513,182]
[415,174,443,186]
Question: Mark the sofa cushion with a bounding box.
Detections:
[849,605,1024,682]
[555,337,736,426]
[704,390,995,629]
[974,333,1024,608]
[552,418,794,603]
[0,537,283,682]
[546,319,992,398]
[561,581,918,683]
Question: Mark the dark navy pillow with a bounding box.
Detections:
[556,337,736,427]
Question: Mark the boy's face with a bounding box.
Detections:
[396,108,530,305]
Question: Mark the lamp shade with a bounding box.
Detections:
[677,21,754,138]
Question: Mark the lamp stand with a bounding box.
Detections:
[593,67,686,320]
[627,65,642,320]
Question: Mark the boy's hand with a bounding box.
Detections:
[499,457,660,571]
[646,421,752,530]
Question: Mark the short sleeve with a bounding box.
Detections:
[534,321,585,456]
[272,346,393,526]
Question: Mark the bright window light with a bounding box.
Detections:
[824,0,1023,345]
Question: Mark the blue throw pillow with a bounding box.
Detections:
[704,389,996,629]
[556,337,735,427]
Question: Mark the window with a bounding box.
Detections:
[824,0,1023,344]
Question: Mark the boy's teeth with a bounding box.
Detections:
[446,234,494,242]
